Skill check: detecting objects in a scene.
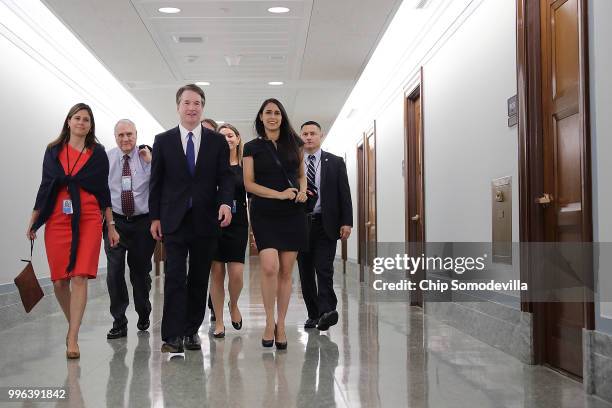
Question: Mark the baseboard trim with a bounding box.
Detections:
[0,268,109,332]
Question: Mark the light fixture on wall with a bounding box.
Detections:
[268,81,284,86]
[268,7,290,14]
[158,7,181,14]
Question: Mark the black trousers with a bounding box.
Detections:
[297,216,338,319]
[103,215,156,329]
[161,211,217,341]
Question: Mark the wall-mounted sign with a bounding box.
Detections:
[507,95,518,127]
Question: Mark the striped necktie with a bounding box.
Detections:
[307,154,318,195]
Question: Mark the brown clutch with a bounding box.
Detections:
[14,241,43,313]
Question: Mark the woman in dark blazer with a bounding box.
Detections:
[27,103,119,359]
[243,98,308,349]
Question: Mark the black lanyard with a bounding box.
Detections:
[66,143,86,176]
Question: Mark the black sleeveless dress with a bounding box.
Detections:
[243,138,307,251]
[213,164,249,263]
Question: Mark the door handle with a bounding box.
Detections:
[535,193,553,206]
[411,214,420,222]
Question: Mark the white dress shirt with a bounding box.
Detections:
[107,147,151,215]
[179,123,202,163]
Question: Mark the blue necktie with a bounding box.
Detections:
[186,132,195,176]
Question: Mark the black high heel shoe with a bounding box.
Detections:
[274,324,287,350]
[229,301,243,330]
[262,324,274,348]
[213,326,225,339]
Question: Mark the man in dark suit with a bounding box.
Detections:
[149,84,234,353]
[298,121,353,331]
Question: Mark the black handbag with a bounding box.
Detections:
[261,139,318,212]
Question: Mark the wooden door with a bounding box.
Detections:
[357,140,366,281]
[365,129,377,266]
[539,0,591,378]
[405,84,425,307]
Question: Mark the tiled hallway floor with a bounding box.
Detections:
[1,258,610,407]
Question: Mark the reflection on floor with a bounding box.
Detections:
[1,257,611,408]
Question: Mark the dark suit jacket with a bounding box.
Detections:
[149,125,234,236]
[319,150,353,240]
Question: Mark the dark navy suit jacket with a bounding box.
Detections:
[319,150,353,240]
[149,125,234,236]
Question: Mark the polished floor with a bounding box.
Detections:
[1,259,611,408]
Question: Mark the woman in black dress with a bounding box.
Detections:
[243,98,308,349]
[209,123,248,337]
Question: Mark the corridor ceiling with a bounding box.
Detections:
[41,0,402,139]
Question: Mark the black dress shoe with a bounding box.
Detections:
[161,337,184,353]
[304,318,318,329]
[317,310,339,331]
[107,326,127,339]
[137,317,150,331]
[184,333,202,350]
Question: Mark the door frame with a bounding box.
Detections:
[365,123,377,267]
[357,137,366,281]
[404,68,425,307]
[404,69,425,245]
[516,0,594,367]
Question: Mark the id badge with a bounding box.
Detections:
[231,200,237,214]
[62,199,73,215]
[121,176,132,192]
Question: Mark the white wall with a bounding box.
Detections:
[325,0,518,260]
[374,96,406,243]
[589,0,612,327]
[0,0,163,285]
[422,0,518,242]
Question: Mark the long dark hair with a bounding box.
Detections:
[48,103,98,149]
[254,98,303,165]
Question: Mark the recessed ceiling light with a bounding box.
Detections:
[196,81,211,86]
[158,7,181,14]
[268,81,284,86]
[268,7,290,14]
[217,121,225,124]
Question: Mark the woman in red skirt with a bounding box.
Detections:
[27,103,119,359]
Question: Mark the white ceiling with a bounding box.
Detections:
[41,0,402,140]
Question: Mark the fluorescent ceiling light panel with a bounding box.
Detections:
[268,81,284,85]
[196,81,211,86]
[268,7,290,14]
[159,7,181,14]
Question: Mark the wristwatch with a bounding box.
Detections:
[108,220,116,226]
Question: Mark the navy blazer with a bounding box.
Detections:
[319,150,353,240]
[149,125,234,236]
